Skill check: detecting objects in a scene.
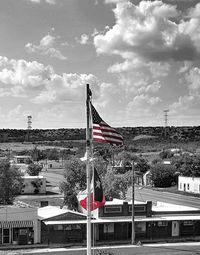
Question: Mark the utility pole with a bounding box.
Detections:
[131,161,135,245]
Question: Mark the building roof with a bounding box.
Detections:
[38,205,86,220]
[14,155,31,158]
[105,199,144,205]
[152,202,199,212]
[23,175,45,179]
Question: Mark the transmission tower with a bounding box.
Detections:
[27,115,32,130]
[164,110,169,138]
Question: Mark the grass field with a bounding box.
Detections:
[0,142,67,152]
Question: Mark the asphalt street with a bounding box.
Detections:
[41,169,200,209]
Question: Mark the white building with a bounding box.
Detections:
[11,155,33,174]
[21,176,46,194]
[40,159,64,170]
[178,176,200,194]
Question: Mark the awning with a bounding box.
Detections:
[0,221,33,228]
[43,215,200,225]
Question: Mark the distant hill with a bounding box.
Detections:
[0,126,199,143]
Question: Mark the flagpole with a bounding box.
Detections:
[86,84,92,255]
[131,160,135,245]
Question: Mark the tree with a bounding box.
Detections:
[103,167,132,200]
[135,157,150,174]
[60,157,86,210]
[47,148,59,160]
[0,160,23,205]
[159,150,173,159]
[151,164,176,188]
[114,151,138,174]
[27,163,42,176]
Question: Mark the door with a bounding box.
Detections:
[3,228,10,244]
[183,183,186,191]
[172,221,179,237]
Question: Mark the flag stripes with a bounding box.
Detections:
[91,103,123,146]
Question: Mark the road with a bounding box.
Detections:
[42,169,64,188]
[41,169,200,209]
[6,242,200,255]
[133,187,200,209]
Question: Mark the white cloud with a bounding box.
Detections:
[76,34,89,45]
[169,65,200,117]
[108,57,170,78]
[0,56,103,104]
[179,61,192,73]
[33,73,100,104]
[185,67,200,94]
[94,1,200,62]
[138,81,161,94]
[25,34,67,60]
[131,94,161,106]
[0,56,52,89]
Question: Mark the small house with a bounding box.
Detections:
[178,176,200,194]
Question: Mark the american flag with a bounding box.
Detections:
[90,103,123,146]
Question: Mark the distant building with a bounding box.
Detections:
[11,155,33,174]
[178,176,200,194]
[21,176,46,194]
[40,159,64,170]
[12,156,32,165]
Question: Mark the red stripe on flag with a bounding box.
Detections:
[79,193,106,211]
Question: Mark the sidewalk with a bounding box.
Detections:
[2,236,200,252]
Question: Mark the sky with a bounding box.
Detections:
[1,0,200,129]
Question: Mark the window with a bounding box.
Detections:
[187,184,190,190]
[104,206,122,213]
[157,221,168,227]
[71,224,81,230]
[129,205,145,213]
[64,225,71,230]
[53,225,63,230]
[180,183,182,189]
[64,225,81,230]
[183,221,193,226]
[135,222,146,233]
[103,224,114,234]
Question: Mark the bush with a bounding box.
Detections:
[151,164,176,188]
[27,163,42,176]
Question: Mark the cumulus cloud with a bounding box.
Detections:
[76,34,89,45]
[25,34,67,60]
[137,81,161,94]
[185,67,200,94]
[0,55,102,105]
[33,73,100,104]
[0,56,53,97]
[94,0,200,62]
[169,65,200,118]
